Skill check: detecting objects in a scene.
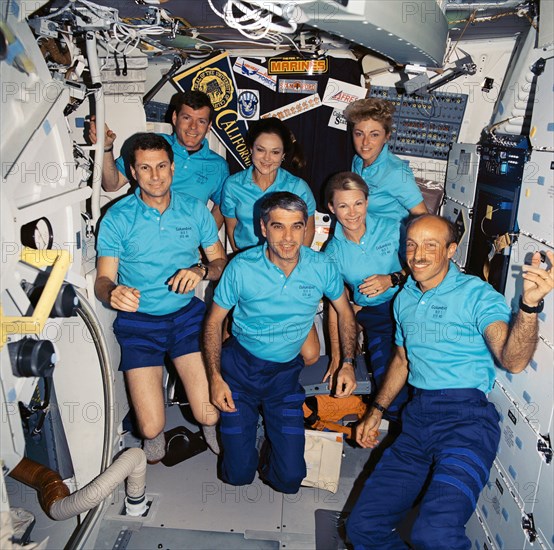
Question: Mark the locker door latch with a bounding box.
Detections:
[521,513,537,543]
[537,434,552,464]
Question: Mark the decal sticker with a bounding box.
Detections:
[261,93,321,121]
[323,78,368,131]
[233,57,277,91]
[237,89,259,120]
[278,79,318,94]
[268,56,328,75]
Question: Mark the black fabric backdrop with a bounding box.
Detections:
[229,55,363,210]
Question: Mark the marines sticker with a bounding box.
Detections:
[193,67,233,110]
[268,56,328,75]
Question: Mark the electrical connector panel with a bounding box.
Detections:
[369,86,467,159]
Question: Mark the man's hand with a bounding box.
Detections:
[210,377,237,412]
[334,363,357,398]
[359,274,392,298]
[322,355,340,387]
[355,411,382,449]
[89,115,117,148]
[110,285,140,312]
[167,267,203,294]
[521,251,554,307]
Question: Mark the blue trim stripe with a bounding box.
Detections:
[442,457,482,487]
[368,337,382,347]
[282,426,305,435]
[371,350,384,361]
[220,426,242,435]
[282,409,303,417]
[283,393,305,403]
[444,448,488,479]
[435,474,477,508]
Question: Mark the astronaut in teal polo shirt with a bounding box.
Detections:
[221,118,320,367]
[90,90,229,227]
[324,172,409,420]
[394,262,513,393]
[95,133,227,462]
[221,164,317,251]
[344,98,427,224]
[221,117,316,252]
[203,192,357,494]
[347,214,554,550]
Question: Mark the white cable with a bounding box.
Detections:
[277,32,304,57]
[38,1,72,19]
[77,0,118,20]
[206,0,307,40]
[197,39,290,49]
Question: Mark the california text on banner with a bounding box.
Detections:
[173,52,251,168]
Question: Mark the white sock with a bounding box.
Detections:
[143,432,166,462]
[202,424,220,455]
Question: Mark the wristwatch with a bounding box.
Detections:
[519,296,544,314]
[390,271,405,288]
[195,262,209,280]
[372,401,387,414]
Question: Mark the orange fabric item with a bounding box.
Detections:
[303,395,367,439]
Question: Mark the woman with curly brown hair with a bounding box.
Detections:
[344,98,427,224]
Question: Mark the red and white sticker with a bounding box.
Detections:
[278,79,318,94]
[322,78,367,109]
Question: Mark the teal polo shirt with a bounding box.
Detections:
[97,188,218,315]
[352,144,424,224]
[394,262,512,393]
[220,166,316,250]
[115,134,229,205]
[324,214,402,307]
[214,244,343,362]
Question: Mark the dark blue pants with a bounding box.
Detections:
[346,389,500,550]
[219,338,306,494]
[356,301,410,418]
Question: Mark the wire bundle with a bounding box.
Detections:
[206,0,312,40]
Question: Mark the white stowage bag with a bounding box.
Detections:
[302,429,344,494]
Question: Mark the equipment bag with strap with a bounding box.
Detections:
[303,394,367,440]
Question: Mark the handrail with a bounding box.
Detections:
[0,247,71,348]
[86,31,104,228]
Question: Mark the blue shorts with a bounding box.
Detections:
[113,297,205,371]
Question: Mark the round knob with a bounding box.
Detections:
[26,283,79,318]
[8,338,57,378]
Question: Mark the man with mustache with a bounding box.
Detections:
[347,214,554,549]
